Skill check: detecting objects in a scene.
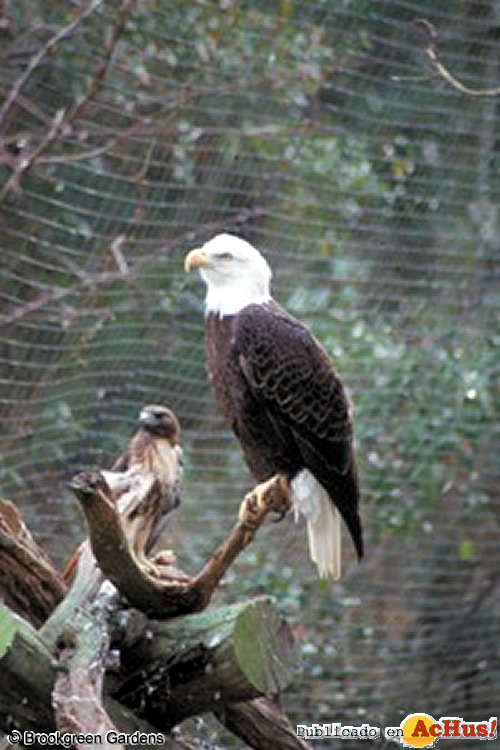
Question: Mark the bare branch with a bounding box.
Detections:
[0,1,104,129]
[0,0,138,202]
[411,18,500,97]
[0,270,130,327]
[36,123,142,165]
[70,0,138,120]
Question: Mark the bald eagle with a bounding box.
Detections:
[185,234,362,578]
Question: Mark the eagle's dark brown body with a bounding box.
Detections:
[205,301,363,559]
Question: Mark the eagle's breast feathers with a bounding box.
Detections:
[206,303,354,475]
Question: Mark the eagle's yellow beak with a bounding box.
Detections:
[184,248,209,272]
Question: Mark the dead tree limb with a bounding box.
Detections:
[216,697,309,750]
[51,565,119,743]
[0,0,138,202]
[0,1,104,129]
[0,499,66,627]
[72,469,291,618]
[0,602,191,748]
[410,18,500,97]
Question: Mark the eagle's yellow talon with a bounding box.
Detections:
[239,475,291,525]
[238,493,259,524]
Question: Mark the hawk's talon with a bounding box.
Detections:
[152,549,177,566]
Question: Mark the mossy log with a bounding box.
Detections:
[1,593,301,749]
[0,604,57,734]
[114,597,298,730]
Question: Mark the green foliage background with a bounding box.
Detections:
[0,1,498,746]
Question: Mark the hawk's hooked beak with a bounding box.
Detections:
[184,248,209,272]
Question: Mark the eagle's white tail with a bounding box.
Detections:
[291,469,341,580]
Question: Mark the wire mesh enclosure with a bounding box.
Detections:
[1,1,498,746]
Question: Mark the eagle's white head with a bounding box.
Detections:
[184,233,272,316]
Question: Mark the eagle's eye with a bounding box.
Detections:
[214,252,233,260]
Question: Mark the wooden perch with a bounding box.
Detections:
[71,468,291,618]
[191,474,291,599]
[0,603,59,734]
[216,697,309,750]
[51,566,120,744]
[0,499,66,627]
[0,601,197,748]
[2,595,303,749]
[0,404,304,749]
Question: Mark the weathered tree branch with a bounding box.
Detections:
[51,567,120,745]
[0,499,66,627]
[216,697,309,750]
[407,18,500,97]
[0,601,223,748]
[72,469,291,618]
